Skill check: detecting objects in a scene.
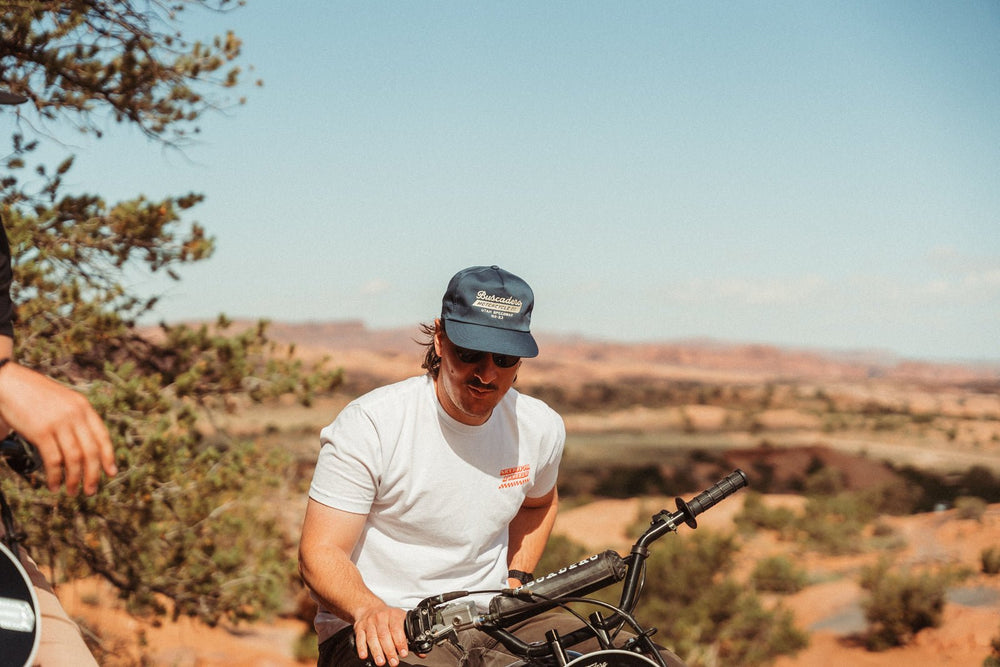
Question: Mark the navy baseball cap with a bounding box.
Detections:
[441,265,538,358]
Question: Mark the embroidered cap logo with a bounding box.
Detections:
[472,290,523,319]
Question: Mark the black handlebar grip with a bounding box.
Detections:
[676,468,748,528]
[0,433,43,477]
[488,550,626,627]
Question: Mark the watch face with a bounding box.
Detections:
[0,542,40,667]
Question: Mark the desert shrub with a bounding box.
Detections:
[593,465,657,497]
[634,531,808,666]
[861,479,921,516]
[867,520,908,553]
[802,466,846,496]
[795,495,870,555]
[957,466,1000,502]
[982,547,1000,576]
[870,520,895,537]
[985,623,1000,667]
[751,556,808,594]
[893,465,954,512]
[859,559,953,650]
[894,464,1000,512]
[740,486,913,555]
[795,517,853,555]
[735,492,798,536]
[954,496,988,521]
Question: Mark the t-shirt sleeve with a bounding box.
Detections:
[308,402,383,514]
[527,410,565,499]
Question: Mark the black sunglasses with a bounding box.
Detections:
[453,345,521,369]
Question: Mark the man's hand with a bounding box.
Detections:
[0,362,117,495]
[352,602,410,667]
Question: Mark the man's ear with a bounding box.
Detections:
[433,318,443,356]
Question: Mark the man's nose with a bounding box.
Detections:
[472,355,500,380]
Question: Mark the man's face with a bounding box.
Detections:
[433,319,521,426]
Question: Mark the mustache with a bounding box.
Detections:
[467,379,497,391]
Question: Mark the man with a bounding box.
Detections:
[299,265,565,666]
[0,92,118,662]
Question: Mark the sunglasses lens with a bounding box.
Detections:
[493,354,519,368]
[455,347,485,364]
[454,346,519,368]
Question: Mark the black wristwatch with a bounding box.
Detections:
[508,569,534,585]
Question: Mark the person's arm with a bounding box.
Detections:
[0,337,117,496]
[506,485,559,587]
[298,498,411,667]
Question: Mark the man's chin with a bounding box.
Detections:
[458,394,498,420]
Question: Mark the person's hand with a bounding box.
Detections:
[0,362,117,495]
[352,602,410,667]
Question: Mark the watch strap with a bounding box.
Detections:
[508,568,534,585]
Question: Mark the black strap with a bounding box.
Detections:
[508,569,534,585]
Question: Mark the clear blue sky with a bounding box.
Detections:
[25,1,1000,362]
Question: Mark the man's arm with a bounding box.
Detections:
[298,498,410,667]
[0,336,117,495]
[506,485,559,587]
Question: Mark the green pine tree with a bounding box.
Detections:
[1,0,342,626]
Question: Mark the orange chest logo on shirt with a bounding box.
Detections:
[498,464,530,489]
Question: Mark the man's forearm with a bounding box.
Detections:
[507,487,559,574]
[299,544,384,623]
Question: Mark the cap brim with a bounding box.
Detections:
[0,91,27,105]
[444,319,538,358]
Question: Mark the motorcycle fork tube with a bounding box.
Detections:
[545,629,571,666]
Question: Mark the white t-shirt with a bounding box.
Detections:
[308,374,565,642]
